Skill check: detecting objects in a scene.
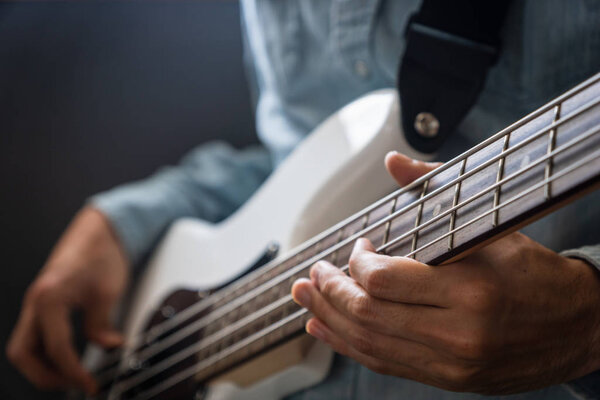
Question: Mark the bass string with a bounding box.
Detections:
[96,74,600,370]
[94,93,595,388]
[98,91,600,380]
[119,144,600,400]
[124,148,600,400]
[107,133,600,398]
[108,120,600,382]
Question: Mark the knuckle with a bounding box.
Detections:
[363,266,387,294]
[461,280,502,314]
[26,277,60,306]
[320,275,342,297]
[348,329,375,355]
[349,293,376,323]
[440,364,479,391]
[446,327,493,362]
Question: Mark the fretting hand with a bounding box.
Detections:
[292,152,600,394]
[6,207,128,395]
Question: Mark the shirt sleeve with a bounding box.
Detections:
[89,141,273,266]
[562,245,600,396]
[561,245,600,272]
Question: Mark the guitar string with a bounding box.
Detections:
[101,121,600,385]
[103,126,600,396]
[108,125,600,393]
[94,72,600,371]
[118,147,600,400]
[94,92,600,387]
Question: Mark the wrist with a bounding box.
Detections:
[49,207,129,271]
[565,256,600,376]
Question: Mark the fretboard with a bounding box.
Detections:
[199,72,600,379]
[115,72,600,400]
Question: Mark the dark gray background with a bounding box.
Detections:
[0,2,255,399]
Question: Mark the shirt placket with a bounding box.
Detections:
[330,0,381,81]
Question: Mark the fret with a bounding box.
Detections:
[313,237,322,256]
[110,74,600,400]
[410,180,429,258]
[361,213,369,230]
[448,159,467,250]
[330,228,344,266]
[381,197,398,248]
[544,104,561,200]
[492,134,511,227]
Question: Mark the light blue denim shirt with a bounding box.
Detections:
[92,0,600,398]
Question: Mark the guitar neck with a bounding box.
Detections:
[112,73,600,400]
[198,72,600,382]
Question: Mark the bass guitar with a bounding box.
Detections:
[84,72,600,400]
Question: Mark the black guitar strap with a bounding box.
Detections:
[398,0,513,154]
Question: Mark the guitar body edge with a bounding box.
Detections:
[94,89,428,400]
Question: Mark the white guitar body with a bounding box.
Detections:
[100,89,429,399]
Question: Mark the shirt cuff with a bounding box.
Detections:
[560,245,600,271]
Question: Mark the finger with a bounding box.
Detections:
[292,277,441,362]
[84,304,124,349]
[384,151,441,187]
[7,306,70,390]
[308,318,473,393]
[38,302,97,394]
[306,261,446,343]
[309,261,443,340]
[348,238,451,306]
[305,317,442,388]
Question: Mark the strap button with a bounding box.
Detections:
[414,112,440,138]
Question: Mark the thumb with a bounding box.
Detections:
[384,151,441,187]
[84,305,124,349]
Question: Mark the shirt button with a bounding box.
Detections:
[354,59,369,78]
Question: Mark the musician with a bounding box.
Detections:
[7,0,600,399]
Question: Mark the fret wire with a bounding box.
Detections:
[103,89,600,361]
[382,197,398,249]
[394,147,600,259]
[544,104,562,200]
[116,110,600,376]
[274,72,599,273]
[410,180,429,258]
[361,214,370,229]
[331,228,344,266]
[94,74,600,367]
[114,132,600,398]
[120,121,600,382]
[376,124,600,255]
[448,159,467,250]
[492,134,511,227]
[129,144,600,400]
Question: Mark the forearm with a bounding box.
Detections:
[90,141,272,265]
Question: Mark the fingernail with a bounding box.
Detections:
[306,319,325,341]
[292,285,311,308]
